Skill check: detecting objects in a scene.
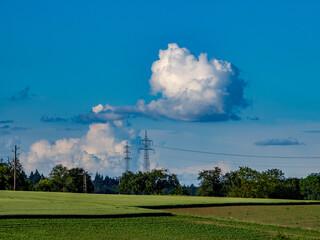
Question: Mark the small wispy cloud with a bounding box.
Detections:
[255,137,304,146]
[0,131,10,136]
[305,130,320,133]
[247,116,260,121]
[57,128,82,132]
[10,86,36,101]
[0,120,14,124]
[11,127,31,131]
[0,125,10,129]
[41,115,68,123]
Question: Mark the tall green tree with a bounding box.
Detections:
[0,162,12,190]
[197,167,224,196]
[282,178,302,200]
[223,167,301,199]
[224,167,264,198]
[7,157,32,191]
[92,173,119,194]
[49,164,69,192]
[182,184,198,196]
[92,173,104,193]
[47,164,94,193]
[118,169,180,195]
[118,171,138,194]
[29,169,45,186]
[146,169,180,194]
[300,173,320,200]
[65,167,94,193]
[35,178,54,191]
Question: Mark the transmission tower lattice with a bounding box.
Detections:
[139,130,154,173]
[78,172,88,193]
[123,142,132,172]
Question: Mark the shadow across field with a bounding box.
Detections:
[1,192,320,239]
[1,191,319,220]
[0,212,172,219]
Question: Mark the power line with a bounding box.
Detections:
[158,153,320,168]
[14,140,320,177]
[154,145,320,159]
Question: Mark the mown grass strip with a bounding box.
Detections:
[140,201,320,209]
[1,215,319,240]
[190,215,320,239]
[0,216,272,240]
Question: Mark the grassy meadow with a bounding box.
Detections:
[1,216,320,239]
[1,191,320,239]
[0,190,317,217]
[164,205,320,230]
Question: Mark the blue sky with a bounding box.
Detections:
[1,0,320,184]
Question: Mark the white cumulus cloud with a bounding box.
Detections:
[22,121,136,175]
[74,43,248,123]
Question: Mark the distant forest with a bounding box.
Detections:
[0,157,319,200]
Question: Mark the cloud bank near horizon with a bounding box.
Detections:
[75,43,248,123]
[22,121,136,175]
[255,137,305,146]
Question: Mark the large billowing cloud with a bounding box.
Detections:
[74,43,248,123]
[22,121,136,175]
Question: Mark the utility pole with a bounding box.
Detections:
[123,142,132,172]
[13,145,19,191]
[139,130,154,173]
[83,174,87,194]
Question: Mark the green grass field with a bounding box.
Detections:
[1,191,320,239]
[164,205,320,230]
[1,216,320,239]
[0,191,317,217]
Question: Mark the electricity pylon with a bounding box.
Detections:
[123,142,132,172]
[78,172,89,193]
[139,130,154,173]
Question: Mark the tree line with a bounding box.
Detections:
[0,157,319,199]
[118,169,184,195]
[0,158,114,193]
[197,166,320,200]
